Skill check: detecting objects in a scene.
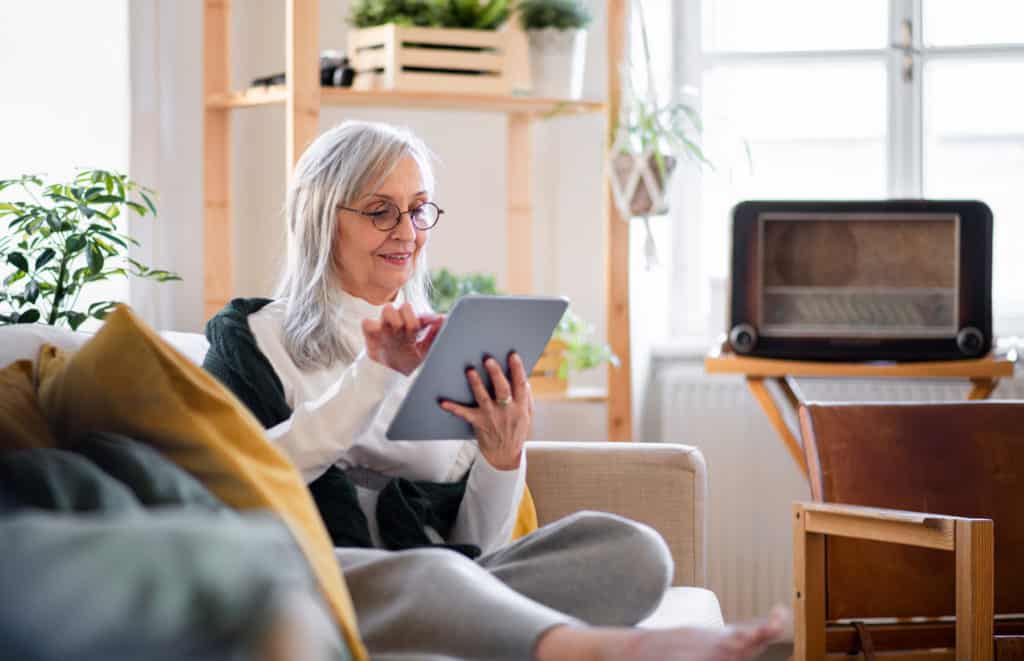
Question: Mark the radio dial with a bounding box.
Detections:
[956,327,985,356]
[729,323,758,354]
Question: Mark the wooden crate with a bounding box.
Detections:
[529,338,568,396]
[347,24,525,95]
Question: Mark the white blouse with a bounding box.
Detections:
[247,293,526,555]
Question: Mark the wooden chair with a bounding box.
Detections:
[793,401,1024,660]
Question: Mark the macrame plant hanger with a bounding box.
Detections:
[606,0,673,270]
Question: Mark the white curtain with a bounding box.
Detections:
[128,0,205,332]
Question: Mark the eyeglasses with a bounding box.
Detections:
[338,201,443,232]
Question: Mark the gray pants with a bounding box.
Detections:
[336,511,674,661]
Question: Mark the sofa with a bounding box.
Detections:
[1,322,722,657]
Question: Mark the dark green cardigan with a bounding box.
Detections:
[203,298,480,558]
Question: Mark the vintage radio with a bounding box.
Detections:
[727,200,993,362]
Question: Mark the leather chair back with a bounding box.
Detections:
[799,401,1024,620]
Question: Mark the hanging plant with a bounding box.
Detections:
[607,0,715,268]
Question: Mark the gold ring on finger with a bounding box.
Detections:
[497,396,513,407]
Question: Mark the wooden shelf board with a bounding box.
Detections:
[533,387,608,403]
[704,349,1016,379]
[207,86,605,116]
[207,87,288,108]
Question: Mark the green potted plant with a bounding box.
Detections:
[346,0,521,94]
[518,0,592,99]
[349,0,511,29]
[428,268,616,393]
[0,169,179,329]
[428,267,500,313]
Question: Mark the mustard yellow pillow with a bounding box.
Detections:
[36,306,366,661]
[0,359,57,451]
[513,486,538,540]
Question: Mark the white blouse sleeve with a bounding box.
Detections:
[267,352,404,482]
[446,446,527,555]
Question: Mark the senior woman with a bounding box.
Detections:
[204,120,783,661]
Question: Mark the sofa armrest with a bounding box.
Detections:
[525,441,707,587]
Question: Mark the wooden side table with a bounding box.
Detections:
[704,349,1017,478]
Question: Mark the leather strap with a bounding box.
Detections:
[853,621,876,661]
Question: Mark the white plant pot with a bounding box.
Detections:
[526,28,587,99]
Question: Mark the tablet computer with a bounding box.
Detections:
[385,295,569,441]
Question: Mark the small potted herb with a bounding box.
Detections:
[518,0,592,99]
[429,268,616,394]
[428,267,500,313]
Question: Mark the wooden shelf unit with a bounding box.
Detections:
[202,0,632,436]
[208,85,606,116]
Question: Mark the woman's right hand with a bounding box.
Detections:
[362,303,444,376]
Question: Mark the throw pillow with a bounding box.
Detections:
[0,360,57,451]
[513,486,538,540]
[36,305,366,661]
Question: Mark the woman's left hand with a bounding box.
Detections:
[440,352,533,471]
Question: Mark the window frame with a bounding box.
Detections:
[668,0,1024,339]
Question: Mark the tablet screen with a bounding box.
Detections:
[385,295,568,441]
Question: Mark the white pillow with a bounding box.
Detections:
[0,323,90,368]
[0,324,209,368]
[158,331,210,366]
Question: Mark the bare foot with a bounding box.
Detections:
[611,606,788,661]
[535,606,788,661]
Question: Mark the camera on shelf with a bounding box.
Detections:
[250,50,354,88]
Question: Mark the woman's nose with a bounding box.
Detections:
[391,212,417,240]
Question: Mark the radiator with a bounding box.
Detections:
[657,363,1024,624]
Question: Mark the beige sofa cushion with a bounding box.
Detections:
[526,441,707,587]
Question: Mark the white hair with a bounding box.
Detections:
[276,120,435,370]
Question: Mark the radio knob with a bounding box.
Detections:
[956,327,985,356]
[729,323,758,354]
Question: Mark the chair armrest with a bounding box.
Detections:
[525,441,707,587]
[795,501,989,551]
[793,501,995,660]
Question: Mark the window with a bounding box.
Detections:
[0,1,130,327]
[664,0,1024,339]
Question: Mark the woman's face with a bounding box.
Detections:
[335,156,430,305]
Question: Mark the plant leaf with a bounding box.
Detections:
[17,308,41,324]
[87,242,104,274]
[44,210,62,231]
[6,252,29,273]
[65,311,87,330]
[34,248,56,269]
[139,191,157,215]
[95,230,128,248]
[88,301,118,319]
[65,234,87,252]
[24,280,40,303]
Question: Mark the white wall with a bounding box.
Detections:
[142,0,620,439]
[0,1,131,327]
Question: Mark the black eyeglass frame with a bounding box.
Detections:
[337,200,444,232]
